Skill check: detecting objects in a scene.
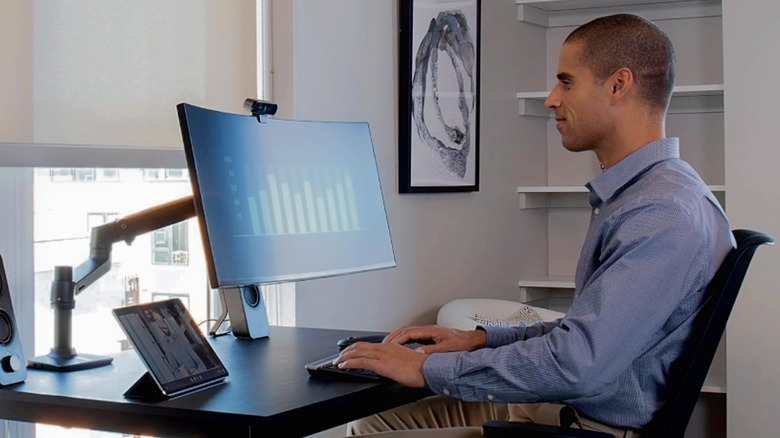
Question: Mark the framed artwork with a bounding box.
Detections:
[398,0,480,193]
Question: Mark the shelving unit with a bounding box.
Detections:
[517,84,724,117]
[518,276,575,313]
[517,184,726,209]
[512,0,726,397]
[702,373,726,394]
[518,276,575,290]
[516,0,721,28]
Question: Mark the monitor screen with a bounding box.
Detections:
[177,103,396,288]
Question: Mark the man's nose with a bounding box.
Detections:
[545,90,560,109]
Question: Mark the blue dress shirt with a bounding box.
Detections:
[422,138,735,428]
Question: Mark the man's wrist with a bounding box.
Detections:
[472,327,488,350]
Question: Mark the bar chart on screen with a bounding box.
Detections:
[231,163,363,237]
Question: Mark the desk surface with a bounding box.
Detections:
[0,326,431,437]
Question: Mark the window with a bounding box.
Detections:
[143,169,163,181]
[29,164,211,438]
[48,168,96,182]
[1,2,281,436]
[96,168,119,182]
[143,168,189,182]
[165,168,187,181]
[152,222,190,266]
[87,212,119,233]
[33,167,206,357]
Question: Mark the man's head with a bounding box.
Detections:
[545,14,675,159]
[565,14,676,111]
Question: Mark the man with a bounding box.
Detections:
[335,14,734,438]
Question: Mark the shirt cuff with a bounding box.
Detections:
[422,352,460,397]
[479,325,524,347]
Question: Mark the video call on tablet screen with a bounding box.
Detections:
[113,299,228,396]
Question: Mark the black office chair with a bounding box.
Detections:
[482,229,774,438]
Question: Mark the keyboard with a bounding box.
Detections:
[305,352,383,382]
[305,341,431,382]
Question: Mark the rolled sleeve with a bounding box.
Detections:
[480,320,560,346]
[481,326,522,347]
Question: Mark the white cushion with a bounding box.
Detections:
[437,298,565,331]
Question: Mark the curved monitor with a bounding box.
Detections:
[177,103,396,289]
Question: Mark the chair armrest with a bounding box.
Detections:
[482,421,614,438]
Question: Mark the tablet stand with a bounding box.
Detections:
[124,372,168,401]
[123,371,226,401]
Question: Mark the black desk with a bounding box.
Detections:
[0,327,431,437]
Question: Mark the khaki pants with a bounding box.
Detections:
[346,396,638,438]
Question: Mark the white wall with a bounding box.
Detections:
[723,1,780,437]
[276,0,528,331]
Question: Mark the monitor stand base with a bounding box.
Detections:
[28,350,113,372]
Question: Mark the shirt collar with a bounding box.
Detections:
[586,138,680,205]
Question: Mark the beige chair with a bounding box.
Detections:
[437,298,565,330]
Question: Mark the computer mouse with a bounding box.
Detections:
[337,334,386,350]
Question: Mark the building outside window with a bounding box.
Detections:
[152,222,190,266]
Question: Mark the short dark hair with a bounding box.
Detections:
[565,14,675,111]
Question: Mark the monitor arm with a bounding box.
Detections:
[72,196,196,295]
[28,196,196,372]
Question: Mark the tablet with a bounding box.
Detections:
[113,298,228,399]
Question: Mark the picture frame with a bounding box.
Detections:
[398,0,481,193]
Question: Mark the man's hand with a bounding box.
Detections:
[333,341,428,387]
[384,325,487,354]
[333,325,488,387]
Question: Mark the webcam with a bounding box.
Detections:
[244,98,278,118]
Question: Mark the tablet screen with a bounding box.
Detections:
[113,299,228,397]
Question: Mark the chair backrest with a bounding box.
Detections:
[647,229,774,437]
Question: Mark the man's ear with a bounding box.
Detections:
[609,68,633,100]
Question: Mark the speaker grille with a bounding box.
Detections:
[242,286,260,308]
[0,310,12,345]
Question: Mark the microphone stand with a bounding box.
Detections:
[28,196,196,371]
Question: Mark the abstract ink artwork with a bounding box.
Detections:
[399,0,480,193]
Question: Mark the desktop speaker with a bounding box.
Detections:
[223,285,270,339]
[0,255,27,385]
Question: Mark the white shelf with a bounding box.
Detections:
[518,276,576,289]
[517,185,587,193]
[518,185,725,193]
[672,84,724,96]
[517,84,724,117]
[518,277,575,307]
[517,0,721,28]
[701,373,726,394]
[517,185,726,209]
